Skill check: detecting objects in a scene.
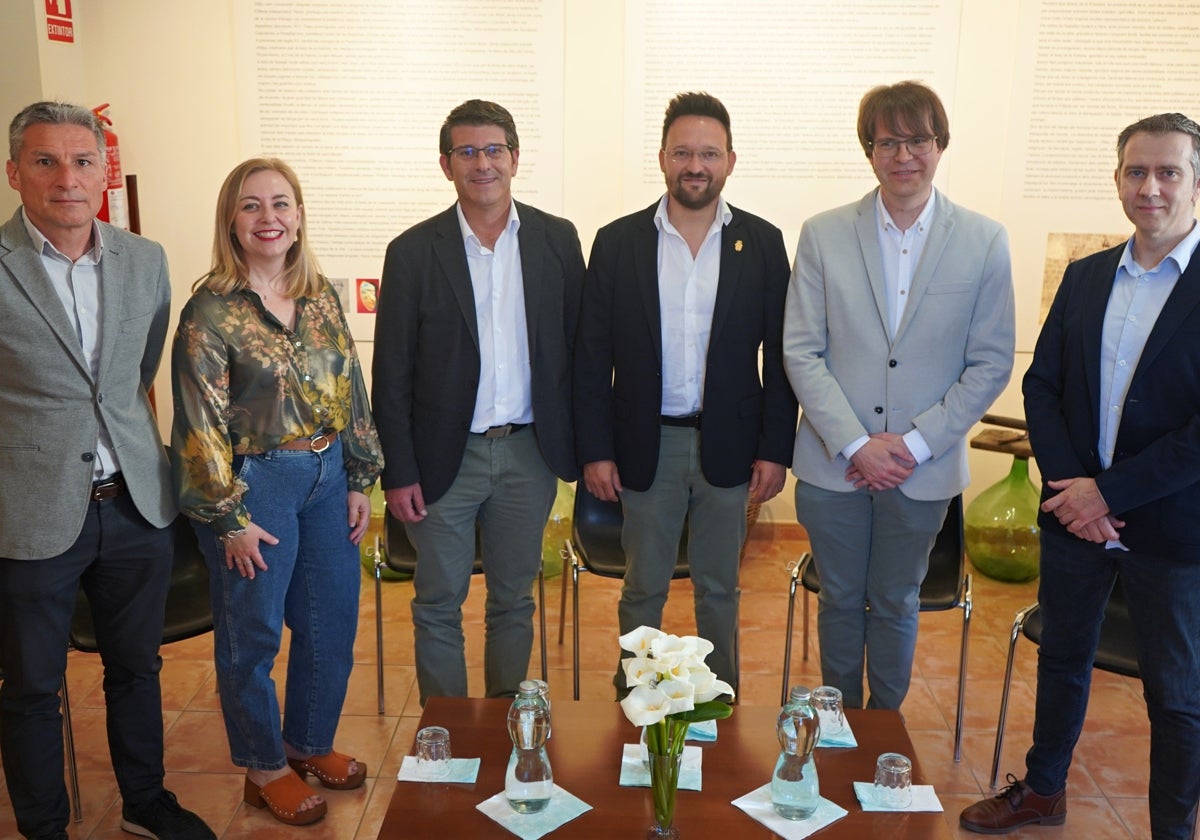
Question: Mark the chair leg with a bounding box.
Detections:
[781,556,803,705]
[373,538,385,716]
[802,584,811,663]
[557,543,569,645]
[953,573,972,762]
[537,560,548,683]
[61,675,82,823]
[990,603,1034,788]
[565,540,582,701]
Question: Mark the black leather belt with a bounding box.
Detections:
[476,423,529,439]
[661,413,702,429]
[91,473,126,501]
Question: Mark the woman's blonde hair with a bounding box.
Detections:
[195,157,323,297]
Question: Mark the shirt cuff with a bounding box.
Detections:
[841,435,870,461]
[902,429,932,465]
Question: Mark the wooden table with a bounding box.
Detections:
[378,697,952,839]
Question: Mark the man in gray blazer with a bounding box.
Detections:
[784,82,1014,710]
[0,103,212,839]
[373,100,584,706]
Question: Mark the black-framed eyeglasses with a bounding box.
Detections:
[445,144,512,162]
[665,148,726,165]
[869,136,938,158]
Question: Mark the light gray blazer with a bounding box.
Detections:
[0,210,175,559]
[784,189,1015,501]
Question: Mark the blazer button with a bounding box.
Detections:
[874,406,883,414]
[81,452,94,462]
[888,360,897,368]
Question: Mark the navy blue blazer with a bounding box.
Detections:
[574,200,798,491]
[1024,240,1200,554]
[372,202,584,504]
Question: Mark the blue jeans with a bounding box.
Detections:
[1027,526,1200,840]
[195,438,360,770]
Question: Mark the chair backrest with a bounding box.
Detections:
[916,495,965,610]
[384,508,483,575]
[571,483,689,580]
[70,514,214,652]
[800,495,964,610]
[1022,577,1139,678]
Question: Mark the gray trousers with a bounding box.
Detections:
[795,480,949,710]
[616,426,748,692]
[406,427,555,706]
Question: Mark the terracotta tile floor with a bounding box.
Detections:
[0,524,1154,838]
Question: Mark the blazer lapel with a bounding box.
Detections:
[516,202,544,358]
[1081,248,1121,431]
[853,191,891,341]
[1132,247,1200,378]
[432,205,480,350]
[896,195,955,342]
[0,215,92,378]
[710,211,744,343]
[96,226,125,383]
[634,206,663,367]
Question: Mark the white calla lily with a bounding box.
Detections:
[654,678,697,714]
[622,655,661,687]
[618,626,666,656]
[619,683,672,727]
[679,635,715,659]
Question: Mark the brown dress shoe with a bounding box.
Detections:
[960,775,1066,834]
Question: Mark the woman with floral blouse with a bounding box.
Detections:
[170,158,384,827]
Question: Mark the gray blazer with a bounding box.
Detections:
[784,189,1015,501]
[0,210,175,560]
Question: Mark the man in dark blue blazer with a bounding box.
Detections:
[372,100,584,706]
[962,113,1200,839]
[574,93,798,693]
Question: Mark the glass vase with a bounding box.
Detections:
[646,751,682,839]
[964,456,1041,582]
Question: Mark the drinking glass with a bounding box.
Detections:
[874,752,912,808]
[415,726,452,779]
[811,685,845,737]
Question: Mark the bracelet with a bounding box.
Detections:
[218,528,248,544]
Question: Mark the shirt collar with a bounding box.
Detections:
[20,207,104,262]
[455,200,520,250]
[653,193,733,237]
[1119,218,1200,277]
[875,187,937,233]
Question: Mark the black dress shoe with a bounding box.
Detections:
[120,790,215,840]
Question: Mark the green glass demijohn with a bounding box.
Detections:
[964,456,1041,582]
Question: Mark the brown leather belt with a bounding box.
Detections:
[91,474,126,501]
[475,423,529,439]
[277,429,338,452]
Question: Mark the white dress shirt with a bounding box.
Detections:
[457,201,533,432]
[654,193,731,417]
[22,209,118,480]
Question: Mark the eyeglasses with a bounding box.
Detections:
[445,144,512,162]
[870,136,938,158]
[665,148,726,165]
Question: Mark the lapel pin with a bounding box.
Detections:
[734,240,743,252]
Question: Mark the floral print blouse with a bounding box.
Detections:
[171,279,384,534]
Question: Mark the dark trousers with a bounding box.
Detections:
[1027,526,1200,840]
[0,491,172,838]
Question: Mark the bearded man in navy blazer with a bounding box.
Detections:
[372,100,584,706]
[0,102,213,840]
[962,114,1200,839]
[575,92,798,694]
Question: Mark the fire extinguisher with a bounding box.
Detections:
[91,104,129,230]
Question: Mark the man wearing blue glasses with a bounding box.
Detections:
[372,100,584,705]
[575,92,798,695]
[783,81,1014,712]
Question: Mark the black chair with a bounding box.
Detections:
[988,577,1139,788]
[65,513,214,821]
[372,509,547,714]
[782,495,971,760]
[559,484,689,700]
